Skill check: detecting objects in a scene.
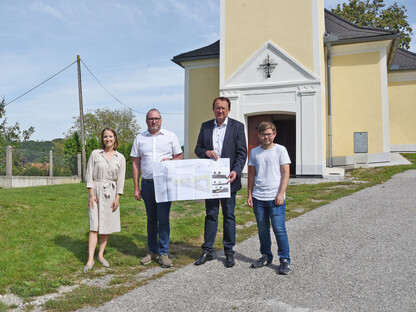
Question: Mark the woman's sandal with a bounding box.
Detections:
[83,261,94,273]
[97,257,110,268]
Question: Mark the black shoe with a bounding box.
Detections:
[278,259,290,275]
[194,251,213,266]
[250,254,272,268]
[225,254,235,268]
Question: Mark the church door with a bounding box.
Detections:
[247,114,296,175]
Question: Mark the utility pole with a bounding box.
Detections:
[77,55,87,181]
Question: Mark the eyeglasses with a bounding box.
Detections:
[259,132,275,137]
[147,117,161,121]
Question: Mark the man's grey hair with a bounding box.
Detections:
[146,108,161,120]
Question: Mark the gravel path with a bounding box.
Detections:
[78,170,416,312]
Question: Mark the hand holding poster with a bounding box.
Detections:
[153,158,231,203]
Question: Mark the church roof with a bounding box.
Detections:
[390,48,416,70]
[324,9,398,42]
[172,10,416,71]
[171,40,220,67]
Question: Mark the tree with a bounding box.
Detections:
[1,98,35,149]
[332,0,413,49]
[1,98,35,174]
[64,132,100,160]
[63,132,100,175]
[64,132,81,157]
[68,107,141,144]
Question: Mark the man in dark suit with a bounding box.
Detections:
[194,96,247,268]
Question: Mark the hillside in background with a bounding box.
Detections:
[17,139,64,163]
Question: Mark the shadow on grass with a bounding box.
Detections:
[169,241,202,260]
[54,233,151,262]
[54,228,244,266]
[55,235,86,262]
[111,233,147,258]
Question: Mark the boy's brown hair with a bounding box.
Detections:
[257,121,276,134]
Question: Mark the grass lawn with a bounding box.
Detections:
[1,153,415,311]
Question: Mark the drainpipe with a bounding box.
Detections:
[324,33,338,168]
[327,42,333,168]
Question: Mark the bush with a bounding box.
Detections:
[19,165,49,176]
[117,142,133,178]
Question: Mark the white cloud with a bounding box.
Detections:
[29,1,63,19]
[410,23,416,52]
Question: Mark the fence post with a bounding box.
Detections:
[49,150,53,177]
[6,145,12,176]
[77,153,82,177]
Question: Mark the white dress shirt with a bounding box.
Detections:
[212,117,228,157]
[130,128,182,179]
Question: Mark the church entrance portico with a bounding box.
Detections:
[220,41,324,176]
[225,84,324,176]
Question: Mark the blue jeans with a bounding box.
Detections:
[202,193,236,255]
[253,198,290,263]
[141,179,171,255]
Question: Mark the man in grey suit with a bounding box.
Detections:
[194,96,247,268]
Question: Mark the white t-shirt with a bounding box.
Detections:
[248,144,291,201]
[130,128,182,179]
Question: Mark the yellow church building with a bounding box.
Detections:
[172,0,416,176]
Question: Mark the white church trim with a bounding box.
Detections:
[223,40,321,89]
[220,41,325,175]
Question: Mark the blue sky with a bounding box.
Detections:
[1,0,415,144]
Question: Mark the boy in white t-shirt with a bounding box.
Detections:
[247,121,291,274]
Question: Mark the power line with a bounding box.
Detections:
[5,60,77,106]
[80,59,143,114]
[80,58,183,115]
[4,57,183,116]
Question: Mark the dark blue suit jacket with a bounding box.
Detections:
[195,118,247,193]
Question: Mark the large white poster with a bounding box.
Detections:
[153,158,231,203]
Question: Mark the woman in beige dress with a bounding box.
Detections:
[83,128,126,273]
